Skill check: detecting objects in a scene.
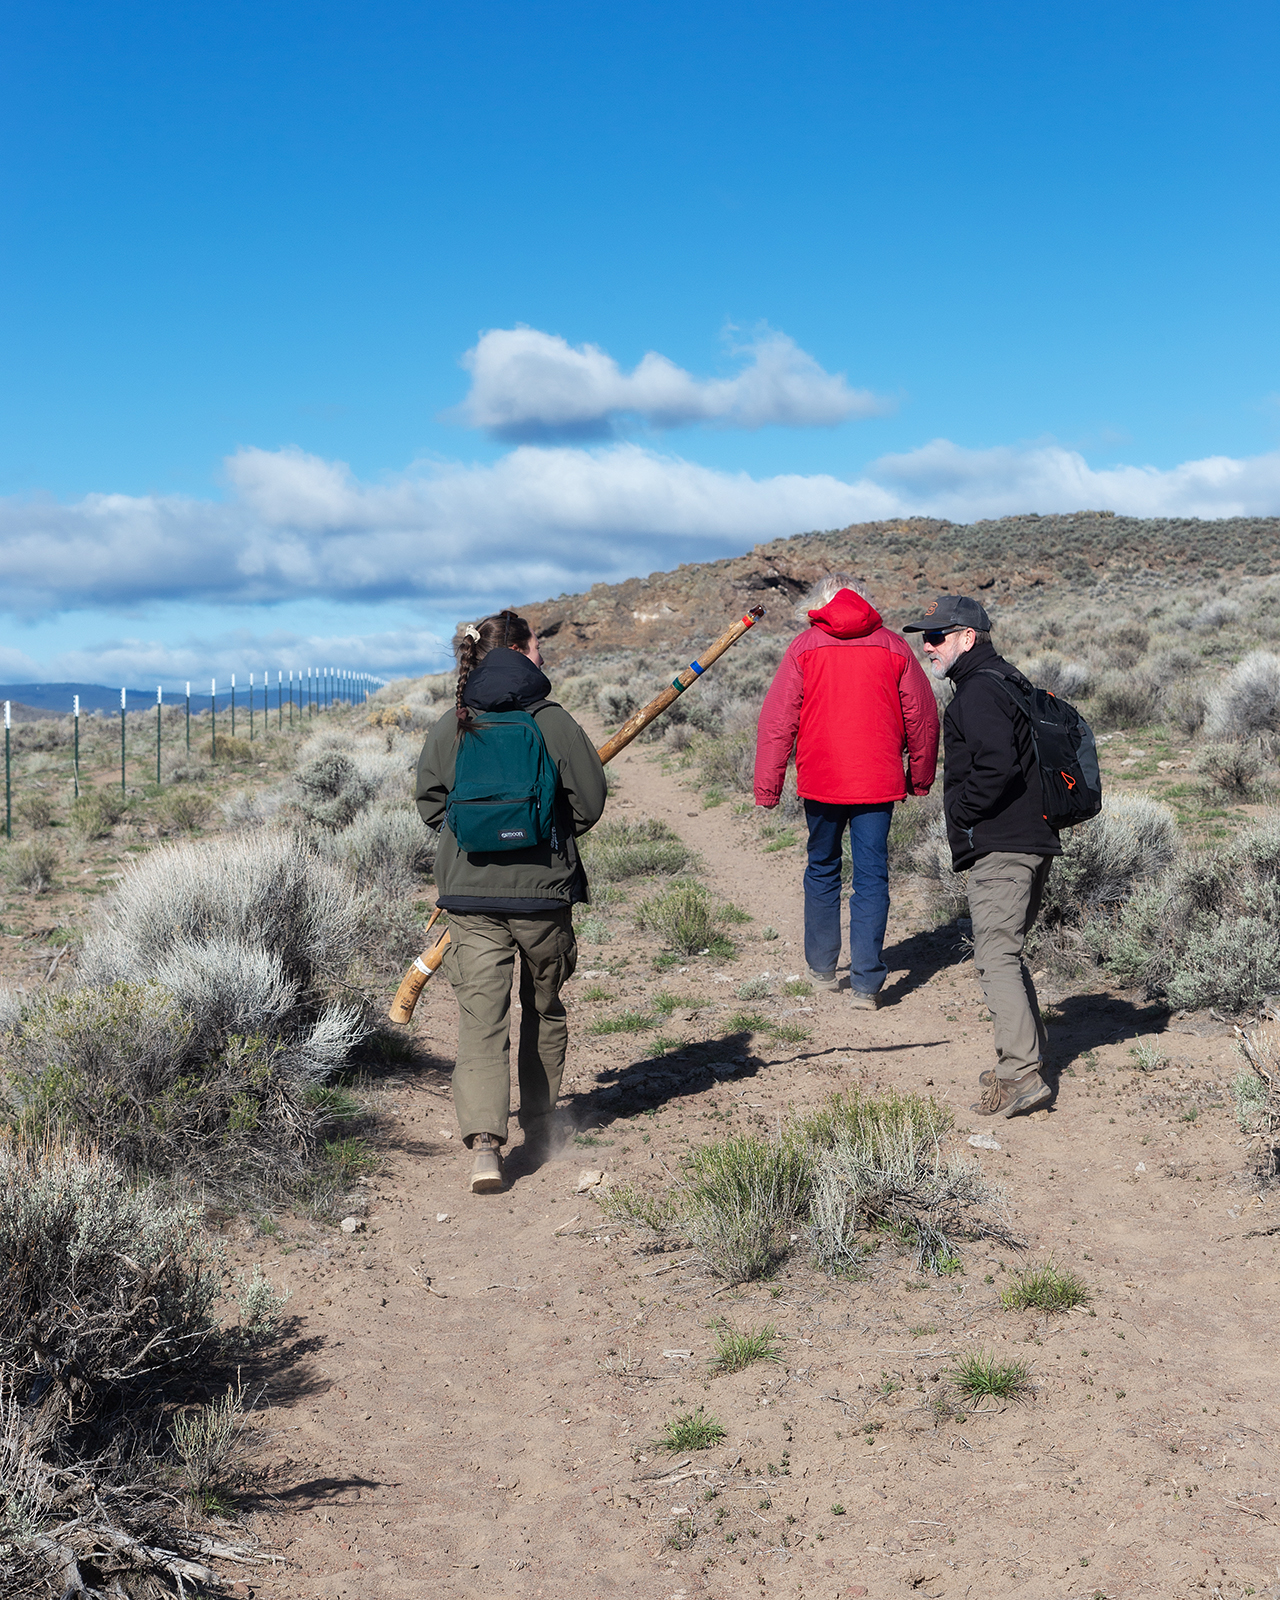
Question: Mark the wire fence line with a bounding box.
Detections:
[4,667,389,836]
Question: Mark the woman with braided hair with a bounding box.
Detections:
[415,609,607,1193]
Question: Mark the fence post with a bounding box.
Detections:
[120,688,127,795]
[211,678,217,762]
[278,669,283,731]
[249,673,255,741]
[156,686,162,785]
[4,702,10,840]
[231,674,236,738]
[186,682,191,753]
[73,694,80,799]
[288,669,293,726]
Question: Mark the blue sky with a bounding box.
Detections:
[2,0,1278,685]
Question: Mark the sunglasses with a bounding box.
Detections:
[921,628,959,646]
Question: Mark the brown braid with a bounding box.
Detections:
[454,609,535,733]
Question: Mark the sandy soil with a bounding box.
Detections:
[228,734,1280,1600]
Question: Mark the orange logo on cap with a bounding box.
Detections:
[924,601,938,617]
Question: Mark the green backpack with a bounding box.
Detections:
[446,709,560,854]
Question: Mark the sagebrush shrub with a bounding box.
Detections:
[1164,682,1206,737]
[911,813,968,921]
[1090,671,1160,729]
[69,788,129,840]
[597,683,640,723]
[295,749,379,829]
[1021,653,1092,699]
[1205,651,1280,740]
[0,1134,220,1408]
[318,801,436,891]
[5,840,58,894]
[158,788,212,832]
[1196,742,1263,797]
[697,729,756,795]
[80,831,360,995]
[205,733,254,763]
[15,795,54,831]
[1192,598,1241,630]
[1098,814,1280,1011]
[1040,793,1178,924]
[0,981,365,1195]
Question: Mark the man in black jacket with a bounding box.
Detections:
[904,596,1061,1118]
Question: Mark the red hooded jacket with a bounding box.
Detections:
[753,590,939,806]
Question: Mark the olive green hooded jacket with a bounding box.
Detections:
[415,649,607,914]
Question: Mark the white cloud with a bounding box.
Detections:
[871,437,1280,521]
[454,326,889,439]
[2,437,1280,644]
[33,625,449,688]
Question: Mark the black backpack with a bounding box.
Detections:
[982,672,1103,830]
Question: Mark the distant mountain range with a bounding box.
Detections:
[0,681,339,718]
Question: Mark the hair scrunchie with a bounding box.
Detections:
[464,624,481,642]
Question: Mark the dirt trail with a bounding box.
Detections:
[237,734,1280,1600]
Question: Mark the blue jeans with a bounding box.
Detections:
[803,800,893,996]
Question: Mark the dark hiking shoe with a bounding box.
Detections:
[845,990,878,1012]
[970,1072,1050,1119]
[468,1132,505,1194]
[808,967,841,993]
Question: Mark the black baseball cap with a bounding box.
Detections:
[901,594,992,634]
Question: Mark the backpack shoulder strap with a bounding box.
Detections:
[977,668,1033,716]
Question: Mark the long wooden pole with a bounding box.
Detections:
[388,603,766,1024]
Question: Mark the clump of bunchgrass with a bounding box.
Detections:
[804,1090,1011,1276]
[635,879,742,957]
[998,1261,1091,1312]
[601,1087,1016,1283]
[587,1009,656,1035]
[950,1350,1033,1404]
[659,1407,726,1452]
[171,1378,258,1510]
[1234,1064,1271,1132]
[711,1322,783,1374]
[581,815,696,880]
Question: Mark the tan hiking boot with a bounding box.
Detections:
[807,967,841,993]
[970,1072,1050,1119]
[978,1066,1045,1089]
[468,1132,505,1194]
[846,991,878,1012]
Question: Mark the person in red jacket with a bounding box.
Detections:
[754,576,939,1007]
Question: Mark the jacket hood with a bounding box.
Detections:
[462,648,553,712]
[808,588,883,639]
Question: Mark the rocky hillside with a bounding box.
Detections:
[518,512,1280,667]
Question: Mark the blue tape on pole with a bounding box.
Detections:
[689,660,704,675]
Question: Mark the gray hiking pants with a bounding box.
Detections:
[968,852,1053,1082]
[441,910,578,1145]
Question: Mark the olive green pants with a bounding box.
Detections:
[440,910,578,1146]
[968,852,1053,1082]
